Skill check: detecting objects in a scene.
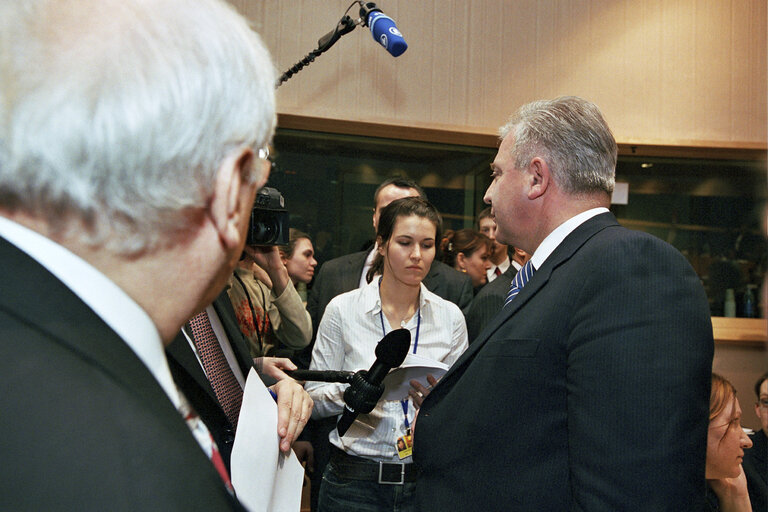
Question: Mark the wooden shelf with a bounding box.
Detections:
[276,113,768,160]
[712,317,767,347]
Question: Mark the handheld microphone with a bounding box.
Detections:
[359,2,408,57]
[285,369,354,383]
[337,328,411,436]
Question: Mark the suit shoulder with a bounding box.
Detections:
[322,251,367,269]
[472,274,511,302]
[594,224,692,266]
[315,251,367,278]
[430,260,472,285]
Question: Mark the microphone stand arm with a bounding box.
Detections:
[276,14,359,88]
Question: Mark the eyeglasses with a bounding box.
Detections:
[758,398,768,408]
[257,145,272,174]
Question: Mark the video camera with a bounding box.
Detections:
[246,187,289,246]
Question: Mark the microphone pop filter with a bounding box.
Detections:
[374,328,411,367]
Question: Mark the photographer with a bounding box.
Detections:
[227,188,312,368]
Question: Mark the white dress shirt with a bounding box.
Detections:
[307,279,468,462]
[487,255,511,282]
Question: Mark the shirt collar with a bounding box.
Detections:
[362,277,434,316]
[530,207,609,270]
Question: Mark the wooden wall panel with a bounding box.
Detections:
[228,0,767,149]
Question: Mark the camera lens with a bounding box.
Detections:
[249,218,278,245]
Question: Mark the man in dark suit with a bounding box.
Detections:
[464,264,515,342]
[413,97,714,510]
[465,213,531,342]
[167,288,313,471]
[0,1,281,509]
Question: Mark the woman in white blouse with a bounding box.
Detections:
[306,197,468,512]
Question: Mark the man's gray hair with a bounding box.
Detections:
[499,96,617,196]
[0,0,276,253]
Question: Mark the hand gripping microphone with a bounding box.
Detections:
[336,328,411,436]
[359,2,408,57]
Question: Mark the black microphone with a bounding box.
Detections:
[285,369,355,383]
[359,2,408,57]
[337,328,411,436]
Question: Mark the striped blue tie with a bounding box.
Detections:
[503,260,535,308]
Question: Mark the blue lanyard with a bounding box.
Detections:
[377,277,420,431]
[377,278,420,354]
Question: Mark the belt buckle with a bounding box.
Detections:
[378,462,405,485]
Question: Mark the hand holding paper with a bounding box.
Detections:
[381,352,449,402]
[409,373,438,409]
[269,377,313,453]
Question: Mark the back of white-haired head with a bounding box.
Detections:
[0,0,276,253]
[499,96,617,197]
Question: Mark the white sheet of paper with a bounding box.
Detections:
[231,368,305,512]
[381,353,449,401]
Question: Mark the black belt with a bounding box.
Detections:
[329,446,417,485]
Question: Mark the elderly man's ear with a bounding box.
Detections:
[209,148,261,250]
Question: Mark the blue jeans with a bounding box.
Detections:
[317,460,416,512]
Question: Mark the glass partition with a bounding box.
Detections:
[270,128,767,317]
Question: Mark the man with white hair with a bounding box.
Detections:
[0,0,309,509]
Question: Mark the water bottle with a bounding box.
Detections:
[743,285,756,318]
[724,288,736,317]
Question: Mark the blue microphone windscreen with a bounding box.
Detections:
[368,11,407,57]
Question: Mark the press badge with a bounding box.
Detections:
[395,429,413,459]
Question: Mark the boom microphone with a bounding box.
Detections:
[337,328,411,436]
[359,2,408,57]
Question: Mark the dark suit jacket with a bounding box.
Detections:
[464,264,517,343]
[743,429,767,512]
[166,291,255,472]
[413,212,714,511]
[0,236,240,511]
[301,250,473,368]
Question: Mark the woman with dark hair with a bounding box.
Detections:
[704,373,754,511]
[440,229,493,290]
[306,197,468,512]
[279,228,317,287]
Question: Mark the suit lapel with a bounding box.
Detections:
[344,251,369,290]
[212,290,253,377]
[422,259,442,294]
[436,213,619,386]
[167,332,217,399]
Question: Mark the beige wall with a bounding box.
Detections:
[231,0,767,148]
